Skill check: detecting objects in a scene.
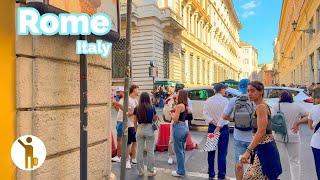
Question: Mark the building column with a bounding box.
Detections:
[187,5,191,32]
[194,13,198,37]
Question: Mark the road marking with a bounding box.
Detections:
[152,166,236,179]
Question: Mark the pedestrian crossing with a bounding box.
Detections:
[152,166,236,179]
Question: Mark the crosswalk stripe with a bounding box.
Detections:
[151,166,236,179]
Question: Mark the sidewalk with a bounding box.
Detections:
[111,131,235,180]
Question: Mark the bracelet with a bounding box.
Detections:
[246,147,253,153]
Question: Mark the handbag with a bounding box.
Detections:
[202,132,220,152]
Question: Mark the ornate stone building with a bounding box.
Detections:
[275,0,320,85]
[239,42,259,81]
[113,0,242,90]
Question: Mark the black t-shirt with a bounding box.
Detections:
[133,105,156,124]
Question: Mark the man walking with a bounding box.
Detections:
[222,79,253,180]
[203,84,230,180]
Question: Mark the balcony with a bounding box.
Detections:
[160,7,184,31]
[120,2,138,17]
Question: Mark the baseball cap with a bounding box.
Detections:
[116,86,124,92]
[239,79,250,94]
[214,83,228,93]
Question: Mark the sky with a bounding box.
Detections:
[233,0,283,64]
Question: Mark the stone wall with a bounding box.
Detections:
[16,34,112,179]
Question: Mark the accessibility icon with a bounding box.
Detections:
[11,135,46,171]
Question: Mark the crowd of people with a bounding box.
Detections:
[111,80,320,180]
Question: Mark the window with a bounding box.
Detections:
[181,5,184,18]
[245,58,249,64]
[196,18,199,38]
[318,48,320,81]
[188,89,214,101]
[181,50,186,83]
[309,18,314,40]
[190,54,194,82]
[317,7,320,32]
[112,38,126,78]
[163,41,171,79]
[197,57,201,83]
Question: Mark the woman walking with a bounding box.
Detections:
[271,91,308,180]
[170,90,189,177]
[309,102,320,179]
[133,92,158,176]
[240,81,282,180]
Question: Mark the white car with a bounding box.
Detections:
[264,86,314,113]
[185,86,241,126]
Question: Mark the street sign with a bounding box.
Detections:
[149,67,158,77]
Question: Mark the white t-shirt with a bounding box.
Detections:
[116,98,124,122]
[128,97,138,127]
[116,97,138,127]
[271,103,307,143]
[310,105,320,149]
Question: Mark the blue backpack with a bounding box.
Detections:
[271,103,288,142]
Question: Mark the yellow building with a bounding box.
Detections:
[275,0,320,86]
[239,42,259,81]
[113,0,242,90]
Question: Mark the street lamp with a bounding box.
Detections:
[292,20,315,34]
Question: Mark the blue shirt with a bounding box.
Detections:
[134,105,156,124]
[223,96,252,142]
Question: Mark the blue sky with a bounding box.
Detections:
[233,0,283,64]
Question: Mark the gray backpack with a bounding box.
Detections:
[233,95,254,131]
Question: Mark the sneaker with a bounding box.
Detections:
[131,158,137,165]
[111,156,121,163]
[171,171,184,177]
[147,170,157,177]
[126,160,131,169]
[167,157,173,165]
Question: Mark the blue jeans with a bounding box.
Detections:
[207,124,229,179]
[173,122,188,175]
[312,147,320,179]
[234,139,250,163]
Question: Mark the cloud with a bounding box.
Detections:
[242,11,255,18]
[241,0,258,10]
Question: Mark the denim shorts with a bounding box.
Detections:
[234,139,250,163]
[116,121,123,138]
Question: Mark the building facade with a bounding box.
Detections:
[258,63,274,86]
[275,0,320,86]
[113,0,242,90]
[13,1,113,179]
[239,42,259,81]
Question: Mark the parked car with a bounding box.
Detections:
[161,86,240,131]
[264,86,314,112]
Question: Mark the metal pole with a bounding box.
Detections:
[120,0,132,179]
[80,35,88,180]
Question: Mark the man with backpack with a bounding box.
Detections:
[222,79,254,180]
